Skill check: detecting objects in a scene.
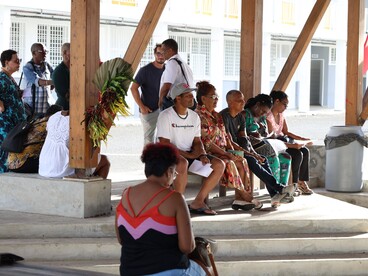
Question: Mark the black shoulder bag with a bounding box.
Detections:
[1,118,36,153]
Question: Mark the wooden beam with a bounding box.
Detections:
[240,0,263,100]
[69,0,100,169]
[346,0,364,126]
[272,0,330,92]
[124,0,167,72]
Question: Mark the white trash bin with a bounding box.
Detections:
[325,126,364,192]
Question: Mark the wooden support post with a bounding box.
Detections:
[69,0,100,170]
[272,0,330,92]
[346,0,364,126]
[240,0,263,100]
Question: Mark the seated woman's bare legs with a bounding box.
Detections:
[234,159,253,202]
[173,155,188,194]
[190,157,225,210]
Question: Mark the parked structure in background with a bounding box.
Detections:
[1,0,366,115]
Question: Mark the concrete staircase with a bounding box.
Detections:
[1,191,368,276]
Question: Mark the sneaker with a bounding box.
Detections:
[298,181,314,195]
[280,194,294,203]
[231,200,255,211]
[252,199,263,210]
[293,187,302,197]
[282,184,296,196]
[271,193,286,208]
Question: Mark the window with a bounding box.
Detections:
[281,0,295,25]
[37,24,69,68]
[224,0,239,19]
[140,39,155,67]
[195,0,213,16]
[10,22,26,64]
[270,41,293,78]
[224,38,240,77]
[169,33,211,79]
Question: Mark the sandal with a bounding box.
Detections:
[297,181,313,195]
[188,205,217,216]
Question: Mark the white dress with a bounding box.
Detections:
[39,111,75,178]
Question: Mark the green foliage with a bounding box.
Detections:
[84,58,135,147]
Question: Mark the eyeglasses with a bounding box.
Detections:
[155,52,164,56]
[281,102,288,108]
[36,50,48,54]
[170,167,178,180]
[207,95,219,100]
[12,58,22,64]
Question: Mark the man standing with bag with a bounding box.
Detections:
[23,43,54,116]
[131,44,165,145]
[158,38,194,110]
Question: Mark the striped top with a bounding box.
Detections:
[116,187,189,275]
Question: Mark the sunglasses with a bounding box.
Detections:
[207,95,219,100]
[36,50,48,54]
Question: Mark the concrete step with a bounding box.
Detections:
[2,232,368,262]
[0,238,120,261]
[216,253,368,276]
[316,188,368,209]
[20,253,368,276]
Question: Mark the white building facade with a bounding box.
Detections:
[0,0,351,115]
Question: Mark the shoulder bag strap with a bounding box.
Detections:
[173,58,189,85]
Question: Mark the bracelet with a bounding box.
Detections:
[199,154,207,158]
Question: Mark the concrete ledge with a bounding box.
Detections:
[0,173,111,218]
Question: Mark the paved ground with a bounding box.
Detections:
[101,107,368,183]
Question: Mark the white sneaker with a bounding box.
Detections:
[231,200,255,211]
[252,199,263,210]
[282,184,296,196]
[271,193,286,208]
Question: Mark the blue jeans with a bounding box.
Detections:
[146,260,206,276]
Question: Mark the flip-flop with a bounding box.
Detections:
[188,205,217,216]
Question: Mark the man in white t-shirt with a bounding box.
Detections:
[158,38,194,110]
[156,83,225,215]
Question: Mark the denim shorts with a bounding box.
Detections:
[146,260,206,276]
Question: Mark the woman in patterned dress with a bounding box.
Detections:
[195,81,262,211]
[0,49,26,173]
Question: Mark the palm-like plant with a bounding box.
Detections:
[84,58,134,147]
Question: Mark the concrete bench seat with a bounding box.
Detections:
[0,172,111,218]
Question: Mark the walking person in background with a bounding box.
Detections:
[158,38,194,110]
[267,90,313,195]
[52,43,70,110]
[0,49,27,173]
[131,43,165,145]
[22,43,54,116]
[115,143,206,275]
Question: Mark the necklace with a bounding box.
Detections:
[173,106,188,120]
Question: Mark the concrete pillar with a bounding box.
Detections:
[210,27,224,110]
[334,39,346,111]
